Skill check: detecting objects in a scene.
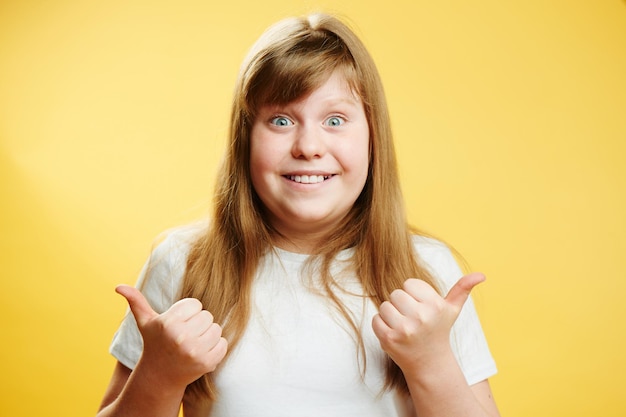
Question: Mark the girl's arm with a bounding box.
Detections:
[96,285,227,417]
[372,273,501,417]
[97,361,184,417]
[401,351,500,417]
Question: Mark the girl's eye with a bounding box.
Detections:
[325,116,344,127]
[270,116,293,126]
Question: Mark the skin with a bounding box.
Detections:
[97,71,500,417]
[249,71,370,253]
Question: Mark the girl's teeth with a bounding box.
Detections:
[289,175,327,184]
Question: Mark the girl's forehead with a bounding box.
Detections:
[255,70,362,112]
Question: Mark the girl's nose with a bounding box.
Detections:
[291,125,326,159]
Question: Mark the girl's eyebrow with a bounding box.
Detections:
[261,94,361,114]
[324,96,361,107]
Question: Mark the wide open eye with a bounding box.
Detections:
[270,116,293,126]
[324,116,345,127]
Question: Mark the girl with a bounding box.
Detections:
[97,13,500,417]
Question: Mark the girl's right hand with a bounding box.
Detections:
[115,285,228,390]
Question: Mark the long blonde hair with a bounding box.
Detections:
[181,13,439,402]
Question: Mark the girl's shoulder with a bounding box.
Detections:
[151,221,208,260]
[410,234,464,291]
[154,221,208,252]
[411,234,454,262]
[137,222,207,308]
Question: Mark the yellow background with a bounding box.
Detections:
[1,0,625,415]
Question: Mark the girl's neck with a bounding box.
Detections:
[270,233,326,254]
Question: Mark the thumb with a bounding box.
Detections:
[444,272,486,311]
[115,285,158,328]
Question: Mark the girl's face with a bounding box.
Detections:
[249,71,370,251]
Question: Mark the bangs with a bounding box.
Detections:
[243,28,360,117]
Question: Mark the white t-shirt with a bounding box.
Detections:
[110,227,497,417]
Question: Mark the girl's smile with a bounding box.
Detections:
[283,174,334,184]
[249,70,370,250]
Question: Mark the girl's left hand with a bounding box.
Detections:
[372,272,485,373]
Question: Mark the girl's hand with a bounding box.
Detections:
[115,285,228,390]
[371,273,485,374]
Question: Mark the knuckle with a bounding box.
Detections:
[183,297,203,311]
[174,333,187,346]
[403,278,419,288]
[211,323,223,337]
[378,302,394,317]
[201,309,214,323]
[204,339,227,372]
[389,289,404,301]
[398,322,416,338]
[403,278,424,294]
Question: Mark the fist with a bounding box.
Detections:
[116,285,228,388]
[371,273,485,372]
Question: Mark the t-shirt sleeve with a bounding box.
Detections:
[413,236,498,385]
[109,229,195,370]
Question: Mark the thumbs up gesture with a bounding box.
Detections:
[116,285,228,389]
[372,273,485,373]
